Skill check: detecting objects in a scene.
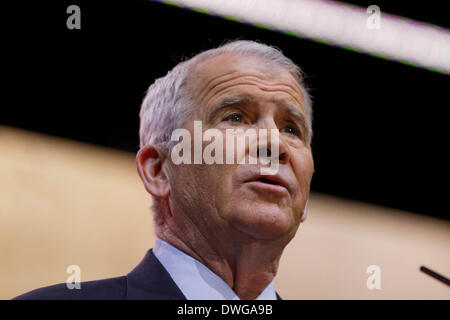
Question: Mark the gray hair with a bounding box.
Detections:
[139,40,313,151]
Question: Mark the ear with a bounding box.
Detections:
[300,199,309,223]
[136,145,170,199]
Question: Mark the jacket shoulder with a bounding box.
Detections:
[13,276,127,300]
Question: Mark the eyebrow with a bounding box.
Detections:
[276,101,310,139]
[208,95,311,139]
[208,96,253,122]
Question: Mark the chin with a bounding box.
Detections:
[228,202,299,240]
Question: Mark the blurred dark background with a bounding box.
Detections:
[2,0,449,219]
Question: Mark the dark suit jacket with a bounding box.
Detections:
[13,249,282,300]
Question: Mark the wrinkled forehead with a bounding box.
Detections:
[187,53,305,104]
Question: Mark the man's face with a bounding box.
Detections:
[166,54,314,241]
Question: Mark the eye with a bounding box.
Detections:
[281,124,301,137]
[224,113,243,123]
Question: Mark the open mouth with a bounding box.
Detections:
[255,177,281,186]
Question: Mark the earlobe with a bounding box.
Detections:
[136,145,170,198]
[300,199,309,223]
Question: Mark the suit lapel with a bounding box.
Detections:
[126,249,186,300]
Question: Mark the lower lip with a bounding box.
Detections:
[245,181,288,194]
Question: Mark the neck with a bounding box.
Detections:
[155,205,292,299]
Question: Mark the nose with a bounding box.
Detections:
[256,118,289,164]
[256,144,288,164]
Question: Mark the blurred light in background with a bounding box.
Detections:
[1,126,449,299]
[159,0,450,74]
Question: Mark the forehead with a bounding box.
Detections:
[188,53,306,112]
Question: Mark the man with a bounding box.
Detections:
[14,40,314,300]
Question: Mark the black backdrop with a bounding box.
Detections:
[2,0,449,220]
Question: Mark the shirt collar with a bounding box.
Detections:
[152,238,277,300]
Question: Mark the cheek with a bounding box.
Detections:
[292,150,314,196]
[169,161,236,208]
[205,164,237,201]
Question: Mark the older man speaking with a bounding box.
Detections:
[14,40,314,300]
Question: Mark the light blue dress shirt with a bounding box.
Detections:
[153,238,277,300]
